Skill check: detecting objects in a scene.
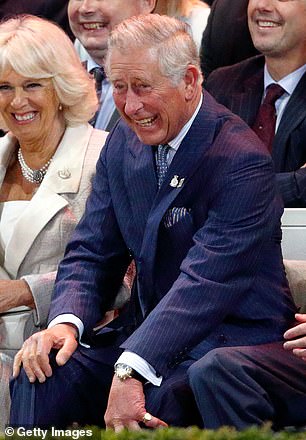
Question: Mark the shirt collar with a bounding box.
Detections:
[264,63,306,96]
[167,94,203,152]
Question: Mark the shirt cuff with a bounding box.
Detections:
[48,314,90,348]
[116,351,162,386]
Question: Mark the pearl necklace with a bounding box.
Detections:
[18,148,53,184]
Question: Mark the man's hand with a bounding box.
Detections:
[104,376,168,431]
[13,323,78,383]
[283,313,306,361]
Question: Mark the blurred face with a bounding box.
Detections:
[0,69,64,144]
[248,0,306,62]
[109,47,198,145]
[68,0,155,64]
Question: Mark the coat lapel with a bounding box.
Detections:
[229,69,263,126]
[4,124,93,277]
[124,135,157,252]
[273,72,306,170]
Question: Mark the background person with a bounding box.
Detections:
[200,0,258,80]
[0,14,109,431]
[204,0,306,207]
[189,313,306,430]
[10,14,295,430]
[69,0,156,131]
[153,0,210,51]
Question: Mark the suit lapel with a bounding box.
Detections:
[229,70,263,126]
[273,72,306,170]
[124,135,157,253]
[4,124,93,277]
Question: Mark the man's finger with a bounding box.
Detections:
[12,350,23,378]
[128,421,141,431]
[55,337,78,366]
[113,423,125,433]
[141,413,168,428]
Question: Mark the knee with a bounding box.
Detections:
[188,347,239,390]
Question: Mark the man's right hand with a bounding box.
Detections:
[13,323,78,383]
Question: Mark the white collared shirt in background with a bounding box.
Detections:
[264,63,306,132]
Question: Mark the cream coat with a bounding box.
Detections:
[0,124,107,350]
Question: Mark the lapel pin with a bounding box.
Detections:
[177,178,185,188]
[170,175,185,188]
[58,169,71,179]
[170,175,179,187]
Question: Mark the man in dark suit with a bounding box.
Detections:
[200,0,258,80]
[10,14,295,430]
[189,312,306,430]
[68,0,156,132]
[205,0,306,207]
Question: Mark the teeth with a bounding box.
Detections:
[135,117,155,127]
[258,21,279,27]
[15,113,35,121]
[83,23,103,30]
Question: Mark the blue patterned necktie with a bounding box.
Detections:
[156,144,170,188]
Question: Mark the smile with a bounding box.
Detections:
[257,20,280,28]
[14,112,35,121]
[82,23,105,30]
[134,116,157,127]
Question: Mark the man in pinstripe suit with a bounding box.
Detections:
[10,14,296,430]
[205,0,306,208]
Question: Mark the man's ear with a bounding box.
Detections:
[141,0,157,14]
[184,65,201,100]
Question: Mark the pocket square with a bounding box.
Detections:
[163,207,191,228]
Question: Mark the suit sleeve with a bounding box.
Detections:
[276,169,306,207]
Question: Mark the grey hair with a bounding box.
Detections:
[105,14,202,86]
[0,15,97,126]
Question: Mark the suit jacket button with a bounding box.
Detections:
[219,334,227,344]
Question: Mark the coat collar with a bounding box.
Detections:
[273,71,306,169]
[2,124,94,277]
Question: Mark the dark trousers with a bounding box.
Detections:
[188,342,306,430]
[10,330,201,428]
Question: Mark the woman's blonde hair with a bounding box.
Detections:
[0,15,98,126]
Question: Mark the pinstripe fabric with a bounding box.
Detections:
[10,92,296,427]
[205,55,306,207]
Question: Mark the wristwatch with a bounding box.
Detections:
[114,363,146,383]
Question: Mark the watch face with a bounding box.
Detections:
[115,363,133,380]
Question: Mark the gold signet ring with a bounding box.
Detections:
[142,412,152,423]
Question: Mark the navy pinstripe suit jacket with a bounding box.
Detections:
[48,91,296,378]
[205,55,306,207]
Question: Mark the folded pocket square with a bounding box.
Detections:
[163,207,191,228]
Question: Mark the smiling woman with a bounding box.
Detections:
[0,14,109,431]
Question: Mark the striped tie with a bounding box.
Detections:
[156,144,170,188]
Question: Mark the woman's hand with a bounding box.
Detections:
[0,279,35,312]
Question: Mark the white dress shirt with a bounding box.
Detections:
[264,63,306,132]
